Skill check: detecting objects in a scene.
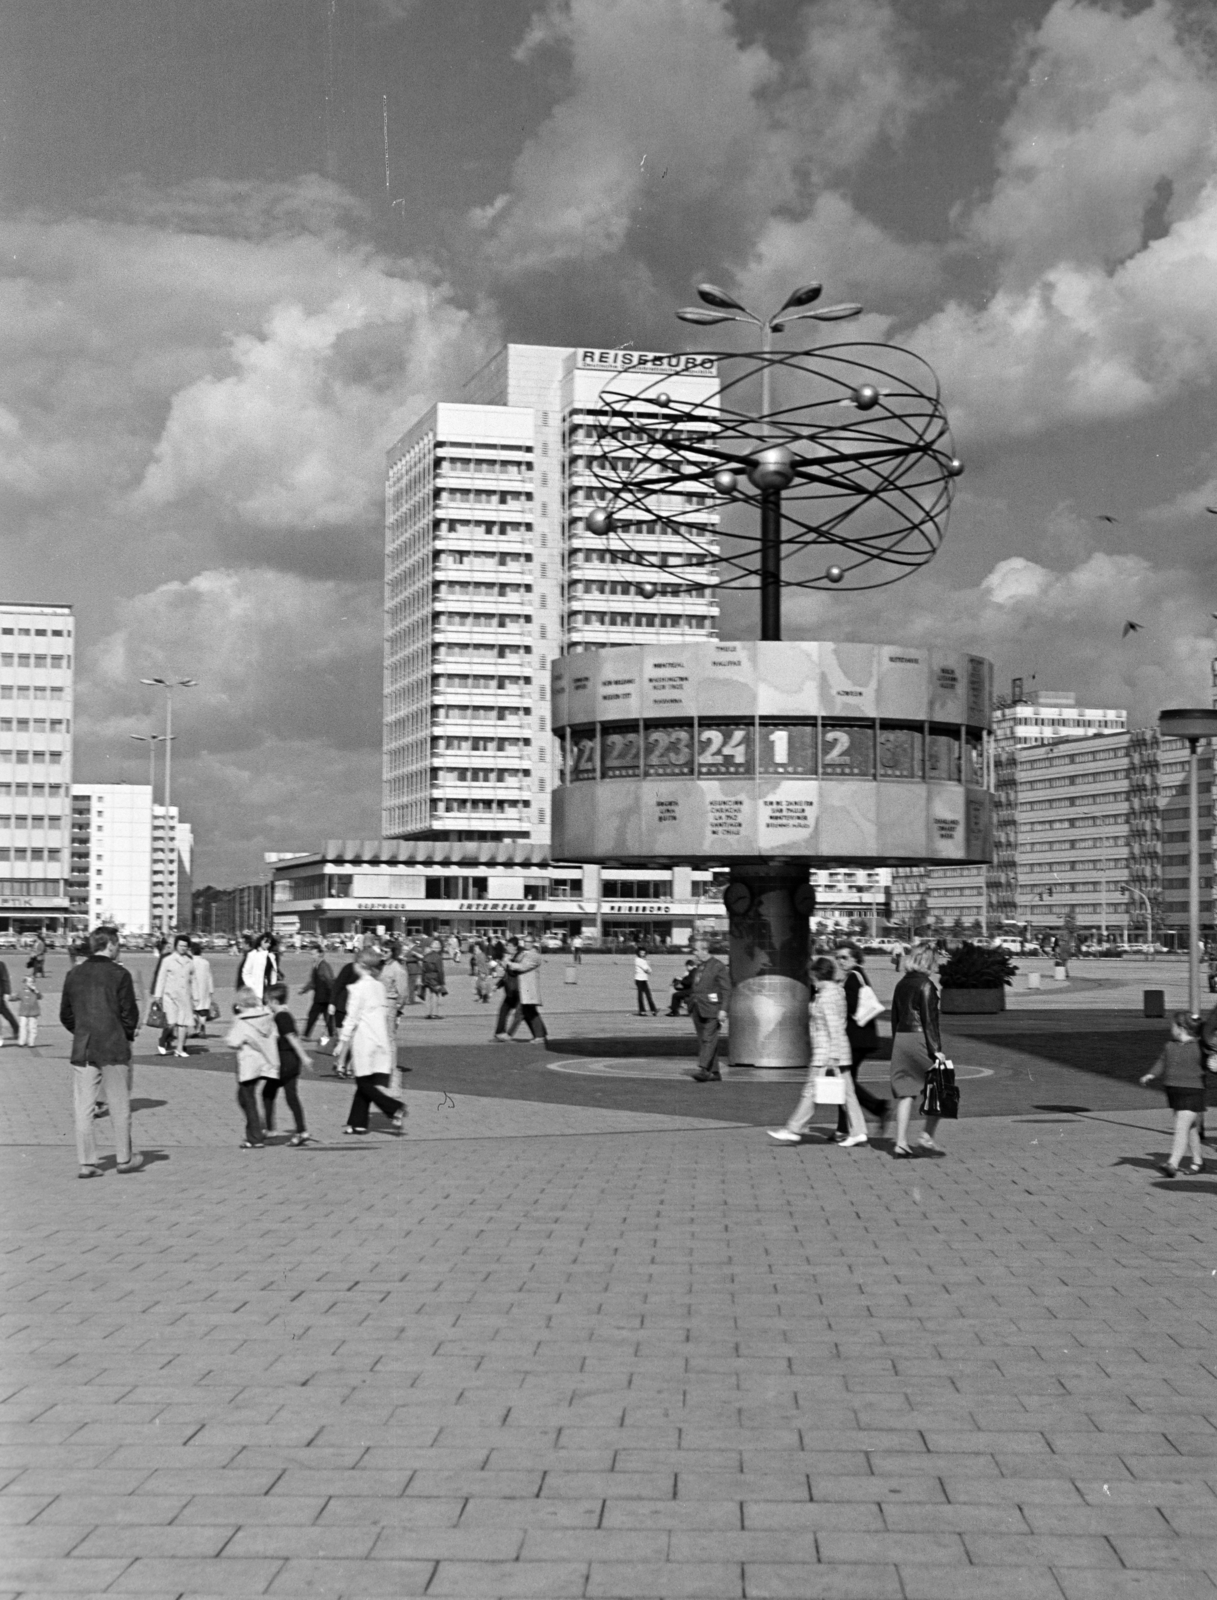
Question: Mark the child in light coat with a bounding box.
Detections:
[224,986,281,1148]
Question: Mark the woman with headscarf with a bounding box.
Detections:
[888,942,947,1158]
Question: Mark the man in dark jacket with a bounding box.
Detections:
[59,925,141,1177]
[0,958,17,1043]
[686,939,731,1082]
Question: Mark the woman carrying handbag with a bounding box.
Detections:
[889,943,948,1158]
[769,956,869,1146]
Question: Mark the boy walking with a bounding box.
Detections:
[224,986,280,1148]
[16,976,41,1046]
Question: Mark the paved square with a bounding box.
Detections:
[1,956,1215,1598]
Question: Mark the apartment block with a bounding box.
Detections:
[69,785,192,935]
[0,602,73,932]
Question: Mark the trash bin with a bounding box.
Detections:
[564,966,578,985]
[1143,989,1165,1018]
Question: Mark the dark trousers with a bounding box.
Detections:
[346,1072,403,1131]
[635,980,657,1016]
[668,992,688,1016]
[236,1078,263,1143]
[494,994,519,1035]
[0,997,16,1037]
[509,1003,547,1039]
[405,970,418,1003]
[836,1046,888,1133]
[572,950,582,965]
[691,1011,721,1073]
[303,999,331,1039]
[262,1070,306,1134]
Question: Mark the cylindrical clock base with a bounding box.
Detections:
[724,866,812,1072]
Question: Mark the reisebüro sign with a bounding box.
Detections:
[577,348,716,374]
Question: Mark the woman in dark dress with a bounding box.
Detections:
[888,942,947,1158]
[836,943,890,1141]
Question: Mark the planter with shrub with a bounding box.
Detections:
[938,942,1017,1013]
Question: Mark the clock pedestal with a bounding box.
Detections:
[723,866,813,1072]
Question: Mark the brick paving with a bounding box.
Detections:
[0,989,1215,1597]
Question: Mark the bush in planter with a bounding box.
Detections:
[938,942,1017,1012]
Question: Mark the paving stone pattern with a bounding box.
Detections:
[1,1037,1216,1597]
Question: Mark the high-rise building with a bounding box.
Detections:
[993,689,1127,748]
[68,784,192,935]
[382,344,721,844]
[0,602,74,934]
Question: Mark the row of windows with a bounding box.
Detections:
[0,719,69,732]
[0,815,62,827]
[0,751,64,766]
[561,719,984,785]
[0,654,70,669]
[568,612,713,630]
[430,799,531,814]
[0,626,69,637]
[0,783,64,797]
[0,689,67,702]
[433,768,532,785]
[0,848,60,861]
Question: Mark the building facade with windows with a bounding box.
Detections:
[891,727,1214,943]
[992,689,1127,748]
[382,344,720,848]
[68,784,192,936]
[0,603,74,932]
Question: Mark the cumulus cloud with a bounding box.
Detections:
[477,0,941,302]
[911,0,1217,441]
[785,548,1213,726]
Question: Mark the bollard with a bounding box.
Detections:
[1143,989,1165,1019]
[564,966,578,985]
[1027,971,1042,989]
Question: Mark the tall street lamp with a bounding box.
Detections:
[140,677,197,935]
[1158,708,1217,1018]
[130,734,170,936]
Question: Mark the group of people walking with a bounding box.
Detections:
[765,942,947,1155]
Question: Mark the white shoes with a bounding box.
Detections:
[767,1127,803,1144]
[840,1133,869,1148]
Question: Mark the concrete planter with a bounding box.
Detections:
[940,986,1006,1014]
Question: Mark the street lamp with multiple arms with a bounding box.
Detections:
[139,677,197,935]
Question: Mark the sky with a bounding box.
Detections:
[2,0,1216,885]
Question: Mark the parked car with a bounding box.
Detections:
[539,934,566,951]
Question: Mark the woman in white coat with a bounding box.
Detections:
[769,955,868,1146]
[335,949,406,1135]
[153,934,197,1058]
[189,940,215,1037]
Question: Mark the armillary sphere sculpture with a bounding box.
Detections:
[584,281,963,639]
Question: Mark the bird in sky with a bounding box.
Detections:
[1095,513,1119,524]
[1122,620,1143,636]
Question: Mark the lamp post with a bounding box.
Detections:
[130,733,170,936]
[1120,883,1154,963]
[1158,709,1217,1018]
[140,677,196,935]
[674,282,862,641]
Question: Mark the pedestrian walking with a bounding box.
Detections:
[1140,1012,1209,1176]
[888,942,948,1158]
[471,940,492,1002]
[381,941,408,1029]
[263,982,312,1146]
[298,944,336,1044]
[16,975,41,1046]
[237,931,280,1002]
[403,941,422,1004]
[633,946,658,1016]
[420,939,446,1019]
[224,985,280,1148]
[329,951,361,1071]
[506,934,548,1042]
[27,931,46,979]
[491,949,518,1040]
[59,925,142,1178]
[836,943,890,1139]
[769,956,868,1145]
[571,934,583,965]
[189,940,215,1037]
[686,938,730,1081]
[153,933,196,1058]
[336,949,406,1135]
[0,957,17,1046]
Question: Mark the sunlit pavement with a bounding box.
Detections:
[1,953,1214,1598]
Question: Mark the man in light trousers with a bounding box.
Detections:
[59,925,142,1177]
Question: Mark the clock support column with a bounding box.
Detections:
[723,866,813,1072]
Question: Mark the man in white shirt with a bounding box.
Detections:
[334,949,406,1135]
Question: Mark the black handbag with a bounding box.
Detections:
[920,1056,960,1119]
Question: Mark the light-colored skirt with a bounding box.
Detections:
[890,1032,933,1099]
